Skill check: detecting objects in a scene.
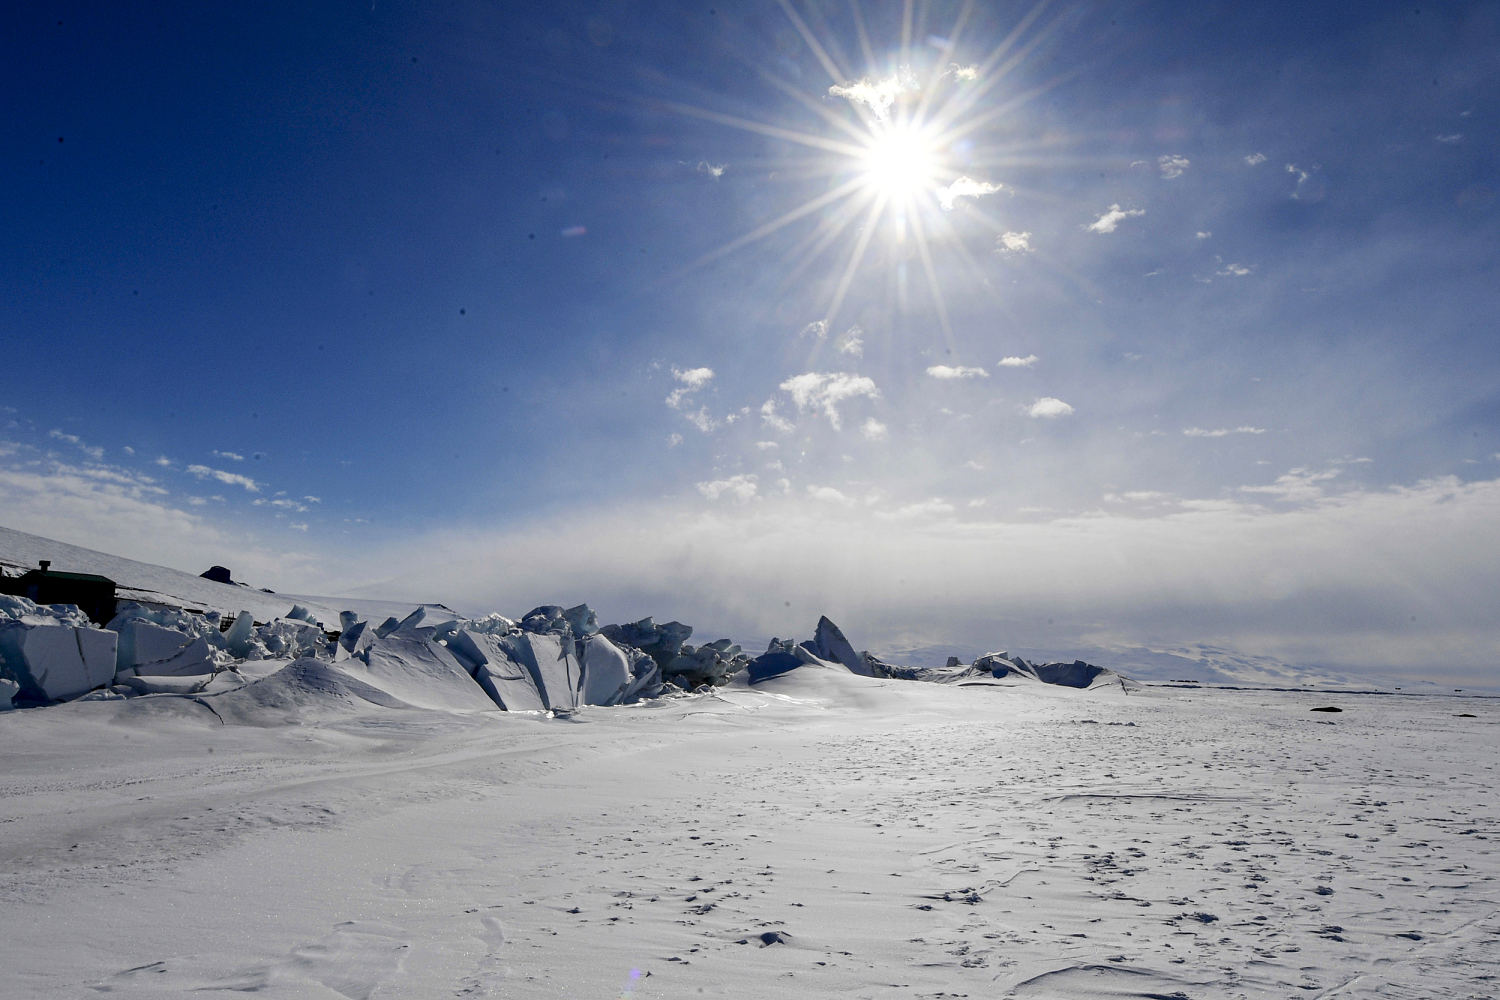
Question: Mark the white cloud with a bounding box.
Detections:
[806,484,856,507]
[696,474,758,502]
[836,326,864,357]
[0,453,328,591]
[1244,152,1267,166]
[925,365,988,380]
[1027,397,1074,419]
[1216,262,1252,277]
[938,176,1003,211]
[1086,204,1145,234]
[1196,231,1212,240]
[666,366,714,410]
[1158,154,1190,179]
[303,496,321,504]
[950,64,979,81]
[696,160,727,177]
[673,366,713,388]
[684,407,719,434]
[884,498,956,520]
[778,372,880,431]
[995,231,1033,255]
[213,450,245,462]
[997,354,1038,368]
[761,399,795,434]
[1240,467,1339,503]
[1435,133,1463,144]
[860,417,888,442]
[1183,426,1267,438]
[47,429,104,460]
[186,464,261,492]
[1285,162,1324,201]
[800,319,830,340]
[754,440,779,451]
[667,433,684,447]
[1105,490,1175,504]
[828,70,917,121]
[154,456,173,467]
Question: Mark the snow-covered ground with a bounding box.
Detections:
[2,661,1495,999]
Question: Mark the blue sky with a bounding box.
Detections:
[4,2,1498,683]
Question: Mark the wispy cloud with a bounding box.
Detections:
[682,407,718,434]
[806,484,856,506]
[926,365,988,380]
[1196,231,1212,240]
[1027,397,1074,419]
[828,70,917,121]
[1087,204,1145,234]
[212,449,245,462]
[938,177,1002,211]
[800,319,830,339]
[254,497,310,513]
[1158,154,1190,179]
[778,372,880,431]
[998,354,1039,368]
[883,498,956,520]
[186,464,261,492]
[666,366,715,409]
[696,474,758,502]
[1285,162,1323,200]
[995,231,1033,256]
[1435,133,1463,144]
[1183,426,1266,438]
[836,326,864,358]
[949,63,979,82]
[860,417,888,442]
[1244,152,1267,166]
[696,160,727,177]
[1216,262,1252,277]
[47,429,104,460]
[1240,466,1339,503]
[760,399,794,434]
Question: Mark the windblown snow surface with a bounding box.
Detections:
[2,656,1497,998]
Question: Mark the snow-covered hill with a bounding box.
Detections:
[0,524,446,628]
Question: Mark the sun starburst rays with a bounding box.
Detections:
[664,1,1055,339]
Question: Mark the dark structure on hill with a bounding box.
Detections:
[200,565,235,585]
[0,560,118,626]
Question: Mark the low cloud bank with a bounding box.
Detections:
[344,476,1500,685]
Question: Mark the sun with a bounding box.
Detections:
[663,2,1045,335]
[858,121,943,204]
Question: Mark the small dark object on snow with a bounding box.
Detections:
[1456,713,1477,718]
[738,931,791,947]
[1310,706,1342,713]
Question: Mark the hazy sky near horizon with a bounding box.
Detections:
[3,2,1498,682]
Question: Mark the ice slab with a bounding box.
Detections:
[812,615,872,676]
[579,633,632,706]
[447,629,546,712]
[0,621,118,702]
[339,634,497,712]
[502,632,580,711]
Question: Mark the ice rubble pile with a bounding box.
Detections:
[741,615,1130,691]
[0,595,763,712]
[0,594,1126,712]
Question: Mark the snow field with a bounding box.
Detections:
[0,665,1495,998]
